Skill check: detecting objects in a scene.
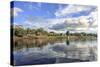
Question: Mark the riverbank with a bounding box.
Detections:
[13,35,97,42]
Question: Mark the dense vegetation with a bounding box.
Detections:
[12,25,97,40]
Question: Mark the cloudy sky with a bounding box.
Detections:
[11,1,97,33]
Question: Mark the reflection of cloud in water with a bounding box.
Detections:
[14,40,97,64]
[14,44,66,60]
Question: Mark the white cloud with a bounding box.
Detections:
[17,7,97,33]
[24,21,33,25]
[49,9,97,32]
[90,9,98,27]
[78,16,89,27]
[55,5,93,17]
[13,22,18,25]
[22,10,97,32]
[13,7,23,16]
[47,18,66,25]
[75,28,88,31]
[65,18,79,24]
[92,21,97,27]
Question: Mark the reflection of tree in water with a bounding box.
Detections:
[13,38,97,64]
[66,31,70,45]
[66,39,70,45]
[34,39,48,47]
[14,39,47,50]
[13,38,66,51]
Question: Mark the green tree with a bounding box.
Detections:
[66,31,69,36]
[14,27,25,37]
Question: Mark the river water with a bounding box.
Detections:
[13,39,97,66]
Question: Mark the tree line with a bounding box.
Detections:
[12,25,97,38]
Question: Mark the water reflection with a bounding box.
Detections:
[66,40,70,45]
[13,39,97,66]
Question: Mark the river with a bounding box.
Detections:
[13,39,97,66]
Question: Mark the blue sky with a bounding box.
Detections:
[11,1,97,33]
